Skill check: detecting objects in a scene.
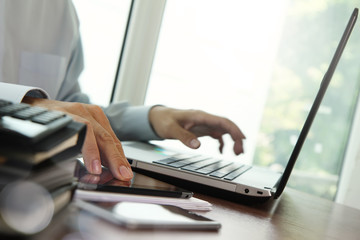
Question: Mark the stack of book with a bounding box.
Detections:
[0,100,86,236]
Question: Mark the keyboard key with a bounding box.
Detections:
[181,158,221,171]
[224,166,252,180]
[153,157,180,165]
[209,162,244,178]
[172,153,200,160]
[167,159,198,168]
[152,150,250,181]
[194,161,232,175]
[155,156,210,168]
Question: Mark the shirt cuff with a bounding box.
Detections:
[105,102,162,141]
[0,82,49,103]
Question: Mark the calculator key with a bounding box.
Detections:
[0,103,29,116]
[0,99,11,108]
[12,107,47,120]
[0,99,73,144]
[31,111,66,125]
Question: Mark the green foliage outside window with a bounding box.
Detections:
[253,0,360,200]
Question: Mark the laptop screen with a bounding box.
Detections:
[274,8,358,198]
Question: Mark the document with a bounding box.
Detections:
[74,189,213,211]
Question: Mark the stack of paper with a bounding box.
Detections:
[74,189,213,211]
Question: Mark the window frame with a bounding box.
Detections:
[111,0,167,106]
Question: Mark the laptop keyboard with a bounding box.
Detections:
[153,154,251,181]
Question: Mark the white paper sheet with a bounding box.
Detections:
[74,189,212,211]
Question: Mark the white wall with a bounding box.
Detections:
[336,96,360,210]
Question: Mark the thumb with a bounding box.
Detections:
[172,124,201,149]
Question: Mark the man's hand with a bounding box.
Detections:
[22,97,133,181]
[149,106,245,155]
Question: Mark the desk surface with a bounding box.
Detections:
[38,175,360,240]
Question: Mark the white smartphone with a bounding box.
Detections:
[75,200,221,230]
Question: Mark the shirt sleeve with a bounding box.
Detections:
[48,36,161,142]
[0,82,49,103]
[104,102,162,141]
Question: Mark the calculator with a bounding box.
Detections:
[0,99,73,144]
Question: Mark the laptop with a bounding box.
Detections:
[122,8,358,204]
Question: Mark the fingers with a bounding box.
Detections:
[79,174,100,184]
[84,105,133,180]
[219,118,246,155]
[233,139,244,155]
[202,115,246,155]
[169,122,201,149]
[218,136,224,154]
[149,106,246,155]
[181,111,246,154]
[23,97,133,181]
[79,106,132,181]
[72,116,102,175]
[94,123,133,181]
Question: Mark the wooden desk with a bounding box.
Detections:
[37,177,360,240]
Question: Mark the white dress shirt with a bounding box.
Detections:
[0,0,160,141]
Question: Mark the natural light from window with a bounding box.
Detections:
[73,0,131,106]
[146,0,287,164]
[145,0,360,200]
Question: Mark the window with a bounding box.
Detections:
[145,0,360,200]
[72,0,132,106]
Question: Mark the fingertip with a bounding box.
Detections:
[119,166,133,180]
[190,139,201,149]
[80,174,100,184]
[91,159,102,174]
[234,141,244,155]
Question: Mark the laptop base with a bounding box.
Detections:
[133,168,273,205]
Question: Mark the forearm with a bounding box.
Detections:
[104,102,162,141]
